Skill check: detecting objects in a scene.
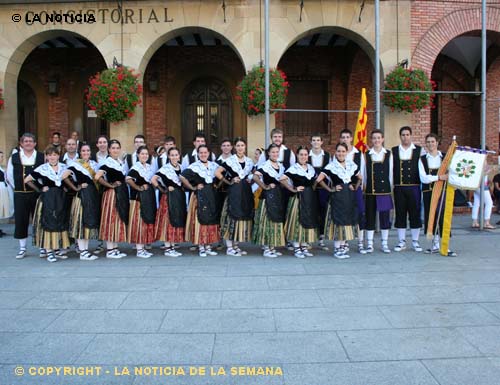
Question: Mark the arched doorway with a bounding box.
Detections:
[182,78,232,152]
[17,80,37,138]
[431,31,500,150]
[276,28,377,152]
[17,32,107,148]
[142,28,246,153]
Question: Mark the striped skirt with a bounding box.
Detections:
[128,200,156,245]
[324,201,358,241]
[284,195,318,244]
[252,199,285,247]
[154,193,185,243]
[185,194,220,245]
[32,198,70,250]
[99,189,127,243]
[220,198,253,242]
[69,196,99,241]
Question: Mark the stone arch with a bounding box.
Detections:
[412,7,500,74]
[137,26,246,76]
[1,29,107,149]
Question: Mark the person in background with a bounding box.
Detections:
[70,130,83,151]
[472,165,495,230]
[7,133,45,259]
[308,133,330,250]
[253,148,263,165]
[124,134,152,173]
[181,133,216,170]
[493,170,500,218]
[156,135,177,169]
[51,132,62,152]
[0,150,13,237]
[257,128,296,169]
[91,135,109,164]
[61,138,79,164]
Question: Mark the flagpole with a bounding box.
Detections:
[264,0,270,148]
[375,0,381,130]
[479,0,486,230]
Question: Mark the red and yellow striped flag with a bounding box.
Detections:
[354,88,368,153]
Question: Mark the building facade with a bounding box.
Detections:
[0,0,499,154]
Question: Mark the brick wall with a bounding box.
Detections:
[411,0,500,151]
[276,44,374,154]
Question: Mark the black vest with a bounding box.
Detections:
[126,153,152,169]
[308,151,330,175]
[421,154,443,192]
[392,145,421,186]
[365,149,391,195]
[11,151,45,192]
[353,151,362,169]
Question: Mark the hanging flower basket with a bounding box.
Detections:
[86,66,143,123]
[236,66,289,116]
[0,87,4,110]
[383,66,435,113]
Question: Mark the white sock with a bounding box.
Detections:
[164,242,171,248]
[397,228,406,242]
[358,230,364,242]
[137,244,144,251]
[334,241,341,248]
[19,238,27,249]
[411,228,420,242]
[77,239,86,251]
[226,240,233,248]
[381,229,389,243]
[366,230,374,243]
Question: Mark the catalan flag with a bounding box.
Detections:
[354,88,368,153]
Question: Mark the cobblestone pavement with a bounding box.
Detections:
[0,214,500,385]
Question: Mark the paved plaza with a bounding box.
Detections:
[0,214,500,385]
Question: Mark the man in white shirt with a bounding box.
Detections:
[124,134,153,173]
[6,133,45,259]
[308,133,330,249]
[363,129,393,253]
[391,126,423,252]
[181,133,216,170]
[418,133,456,256]
[60,138,79,164]
[155,135,177,169]
[257,128,296,169]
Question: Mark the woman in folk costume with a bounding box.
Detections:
[24,146,70,262]
[280,146,319,258]
[316,143,361,259]
[94,139,129,259]
[62,144,101,261]
[180,145,220,257]
[252,143,286,258]
[151,147,186,258]
[126,146,157,258]
[0,150,13,237]
[215,137,254,256]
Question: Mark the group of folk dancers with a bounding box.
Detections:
[3,125,455,263]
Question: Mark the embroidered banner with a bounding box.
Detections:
[448,148,487,190]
